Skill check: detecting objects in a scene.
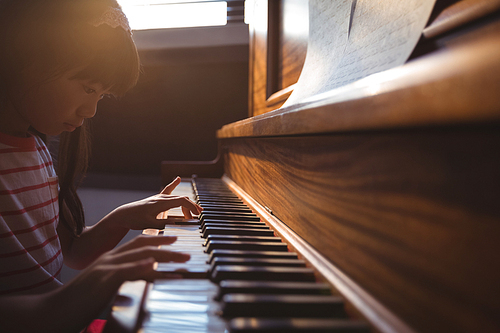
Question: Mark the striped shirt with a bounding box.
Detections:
[0,131,63,295]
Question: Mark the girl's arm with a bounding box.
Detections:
[0,235,188,333]
[59,177,202,270]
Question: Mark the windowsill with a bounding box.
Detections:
[132,23,249,51]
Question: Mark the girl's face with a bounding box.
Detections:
[12,70,109,136]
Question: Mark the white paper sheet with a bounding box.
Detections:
[284,0,352,105]
[284,0,436,106]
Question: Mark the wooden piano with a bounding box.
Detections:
[105,1,500,332]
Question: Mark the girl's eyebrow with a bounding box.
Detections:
[84,80,109,94]
[86,81,104,89]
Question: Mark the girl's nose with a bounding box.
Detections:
[78,99,99,118]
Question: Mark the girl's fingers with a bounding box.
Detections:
[182,206,193,219]
[107,247,190,266]
[106,258,156,283]
[155,196,202,216]
[113,259,182,283]
[146,271,183,282]
[112,235,178,253]
[160,176,181,195]
[143,217,171,230]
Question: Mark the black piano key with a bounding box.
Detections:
[197,198,244,205]
[197,198,244,204]
[200,212,261,222]
[200,204,250,211]
[208,250,299,264]
[200,211,257,217]
[221,294,346,318]
[228,318,370,333]
[172,219,201,225]
[195,183,232,189]
[201,219,266,228]
[205,241,289,253]
[204,235,281,245]
[217,280,331,300]
[211,257,305,268]
[198,202,247,209]
[202,227,275,238]
[202,206,254,214]
[211,266,316,282]
[197,201,245,206]
[197,195,237,200]
[195,187,235,192]
[201,223,269,234]
[202,218,262,223]
[199,200,247,205]
[196,191,241,195]
[201,221,267,229]
[195,183,232,188]
[211,258,306,276]
[198,202,250,209]
[199,220,267,229]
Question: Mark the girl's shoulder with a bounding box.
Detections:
[0,131,37,151]
[0,132,53,171]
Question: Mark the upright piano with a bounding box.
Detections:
[105,1,500,332]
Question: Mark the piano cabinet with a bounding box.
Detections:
[109,1,500,333]
[213,17,500,330]
[219,126,500,333]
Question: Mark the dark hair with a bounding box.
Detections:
[0,0,141,235]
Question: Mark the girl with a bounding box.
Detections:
[0,0,202,331]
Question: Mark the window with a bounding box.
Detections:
[117,0,229,30]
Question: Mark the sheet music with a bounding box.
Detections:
[284,0,436,106]
[284,0,351,105]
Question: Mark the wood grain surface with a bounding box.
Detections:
[222,127,500,333]
[248,0,308,116]
[423,0,500,38]
[220,26,500,139]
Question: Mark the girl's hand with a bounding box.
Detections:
[82,234,189,284]
[50,235,189,332]
[105,176,203,231]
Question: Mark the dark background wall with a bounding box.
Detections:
[85,25,249,181]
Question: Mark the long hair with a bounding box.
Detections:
[0,0,141,236]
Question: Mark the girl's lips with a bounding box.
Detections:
[63,123,77,132]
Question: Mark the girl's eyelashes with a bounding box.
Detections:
[83,85,96,95]
[83,85,111,99]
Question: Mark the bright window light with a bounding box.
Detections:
[118,1,228,30]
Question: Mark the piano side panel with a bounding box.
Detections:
[248,0,308,116]
[222,126,500,333]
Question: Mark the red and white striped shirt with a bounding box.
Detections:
[0,131,63,295]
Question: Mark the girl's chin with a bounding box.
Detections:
[34,127,64,136]
[32,123,78,136]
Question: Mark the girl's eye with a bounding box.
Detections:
[83,86,96,94]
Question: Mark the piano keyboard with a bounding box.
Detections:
[137,178,370,332]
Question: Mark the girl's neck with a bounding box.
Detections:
[0,99,31,138]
